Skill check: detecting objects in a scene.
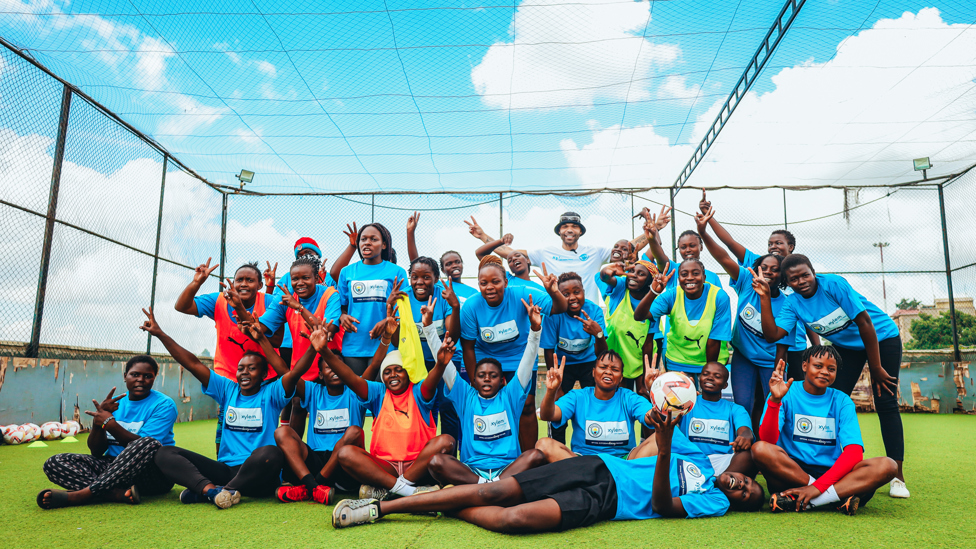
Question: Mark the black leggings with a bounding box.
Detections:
[154,445,284,497]
[549,361,595,444]
[831,337,904,462]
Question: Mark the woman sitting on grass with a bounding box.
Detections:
[37,355,177,509]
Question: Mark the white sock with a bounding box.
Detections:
[809,485,840,508]
[477,477,488,484]
[390,476,416,497]
[807,475,817,486]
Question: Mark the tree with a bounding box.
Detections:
[896,298,921,310]
[906,311,976,350]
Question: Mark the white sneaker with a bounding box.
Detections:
[213,488,241,509]
[889,478,910,498]
[332,498,380,528]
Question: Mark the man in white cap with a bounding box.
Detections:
[465,212,646,305]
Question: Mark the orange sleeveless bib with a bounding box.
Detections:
[286,286,344,381]
[214,293,275,381]
[369,384,436,462]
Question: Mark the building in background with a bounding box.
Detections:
[892,297,975,346]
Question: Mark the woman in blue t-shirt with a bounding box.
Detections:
[336,223,409,376]
[37,354,177,509]
[460,255,568,451]
[752,254,909,498]
[144,309,308,509]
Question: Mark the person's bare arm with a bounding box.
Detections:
[329,223,359,282]
[806,327,821,347]
[174,258,219,315]
[751,269,789,343]
[140,308,211,388]
[421,335,454,401]
[237,318,292,378]
[465,216,521,258]
[633,267,674,322]
[648,409,688,518]
[697,209,740,280]
[406,213,420,262]
[699,191,747,264]
[538,355,565,423]
[534,263,569,314]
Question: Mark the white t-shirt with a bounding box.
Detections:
[528,244,611,305]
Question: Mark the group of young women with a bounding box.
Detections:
[34,196,908,533]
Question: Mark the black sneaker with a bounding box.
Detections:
[836,495,860,516]
[769,492,799,513]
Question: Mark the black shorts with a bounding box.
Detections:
[281,442,359,492]
[513,455,617,531]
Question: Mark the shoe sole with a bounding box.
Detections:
[358,485,387,500]
[838,496,860,516]
[214,490,241,509]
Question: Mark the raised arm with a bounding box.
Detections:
[363,310,398,383]
[278,324,321,397]
[599,262,627,288]
[533,263,569,314]
[441,279,461,342]
[699,191,748,264]
[517,296,544,390]
[579,309,608,357]
[629,205,671,257]
[538,355,565,423]
[475,233,523,261]
[174,258,219,315]
[697,209,740,280]
[140,307,211,388]
[421,335,454,401]
[85,388,134,455]
[750,268,789,343]
[237,318,291,379]
[406,213,420,262]
[465,216,521,258]
[647,409,688,518]
[312,330,371,400]
[331,223,359,282]
[633,266,674,322]
[642,211,672,271]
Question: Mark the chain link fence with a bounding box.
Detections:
[1,40,973,362]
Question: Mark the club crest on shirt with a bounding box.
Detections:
[686,463,703,478]
[588,423,603,438]
[797,417,813,433]
[352,282,366,295]
[481,329,495,342]
[579,253,589,261]
[227,409,238,423]
[690,419,706,434]
[475,418,487,432]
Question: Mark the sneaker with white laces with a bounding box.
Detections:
[412,485,441,496]
[332,498,380,529]
[213,488,241,509]
[889,478,910,498]
[359,484,390,501]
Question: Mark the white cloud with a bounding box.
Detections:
[471,0,679,110]
[234,126,264,144]
[134,36,175,90]
[561,123,694,187]
[214,42,241,65]
[254,60,277,78]
[657,74,701,102]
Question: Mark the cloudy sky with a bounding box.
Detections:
[1,1,975,353]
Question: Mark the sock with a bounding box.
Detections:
[809,485,840,508]
[477,477,488,484]
[807,475,816,486]
[390,476,416,497]
[314,473,329,486]
[301,474,318,492]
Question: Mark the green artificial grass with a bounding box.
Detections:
[1,414,972,548]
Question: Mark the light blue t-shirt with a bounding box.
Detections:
[506,273,545,292]
[598,435,730,520]
[649,282,733,373]
[258,284,341,339]
[594,272,610,299]
[764,383,863,468]
[360,380,439,425]
[540,300,607,365]
[451,281,480,305]
[775,274,899,350]
[740,248,806,352]
[460,285,553,372]
[446,372,531,470]
[301,383,368,452]
[605,276,655,337]
[338,261,409,357]
[204,375,290,466]
[404,283,454,363]
[680,397,752,456]
[193,292,275,322]
[104,390,177,458]
[274,272,337,348]
[730,268,795,368]
[553,387,653,458]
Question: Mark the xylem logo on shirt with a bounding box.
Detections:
[314,408,350,435]
[417,320,445,341]
[226,406,263,433]
[585,420,629,446]
[106,420,144,445]
[473,411,512,441]
[688,418,731,445]
[350,280,390,303]
[793,414,837,446]
[557,337,591,354]
[808,308,853,337]
[479,320,519,344]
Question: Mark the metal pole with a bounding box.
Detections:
[27,85,72,358]
[371,194,375,223]
[937,183,961,361]
[669,188,677,259]
[147,154,168,353]
[219,193,228,283]
[630,192,635,239]
[499,193,504,236]
[782,188,788,229]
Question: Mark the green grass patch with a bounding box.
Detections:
[1,414,971,548]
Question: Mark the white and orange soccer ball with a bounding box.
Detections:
[649,372,697,417]
[21,423,41,442]
[4,426,28,445]
[41,422,64,440]
[61,421,81,436]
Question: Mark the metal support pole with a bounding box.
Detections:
[937,183,961,361]
[147,154,168,353]
[371,194,375,223]
[219,193,228,283]
[669,188,677,259]
[27,85,72,358]
[782,188,788,229]
[630,192,635,239]
[499,193,504,236]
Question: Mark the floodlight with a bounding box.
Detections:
[236,170,255,184]
[913,158,932,171]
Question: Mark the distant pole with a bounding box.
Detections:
[219,193,228,282]
[782,188,788,229]
[669,188,677,259]
[937,183,961,361]
[630,192,635,239]
[873,242,890,311]
[499,193,504,236]
[148,154,168,353]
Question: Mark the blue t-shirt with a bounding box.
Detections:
[764,383,863,468]
[446,373,532,470]
[404,284,454,363]
[553,387,653,458]
[460,285,553,371]
[730,269,795,368]
[258,284,341,338]
[451,281,480,305]
[605,276,655,337]
[193,292,275,322]
[680,397,752,456]
[274,272,337,348]
[301,383,368,452]
[338,261,409,357]
[104,390,177,458]
[775,274,899,350]
[204,375,290,466]
[639,257,723,290]
[540,300,607,365]
[649,282,733,372]
[599,438,730,520]
[360,380,439,424]
[506,273,545,292]
[740,248,806,352]
[594,272,610,299]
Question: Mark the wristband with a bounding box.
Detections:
[102,417,115,429]
[379,339,392,347]
[649,286,660,296]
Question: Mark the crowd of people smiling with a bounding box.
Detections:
[34,192,907,533]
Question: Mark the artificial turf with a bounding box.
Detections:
[1,413,971,548]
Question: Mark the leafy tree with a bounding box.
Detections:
[906,311,976,349]
[896,298,921,310]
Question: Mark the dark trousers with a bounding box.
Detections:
[154,445,284,497]
[43,436,172,496]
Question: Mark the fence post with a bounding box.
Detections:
[937,183,961,361]
[219,193,228,282]
[669,188,677,259]
[630,192,635,239]
[147,154,168,353]
[27,85,72,358]
[499,193,504,236]
[782,188,788,229]
[371,194,375,223]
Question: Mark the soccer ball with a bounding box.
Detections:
[21,423,41,442]
[61,421,81,436]
[41,422,64,440]
[4,426,27,445]
[649,372,697,417]
[1,424,17,437]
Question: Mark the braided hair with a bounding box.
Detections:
[235,262,261,279]
[409,256,440,280]
[678,229,703,245]
[290,254,321,278]
[679,257,706,273]
[801,345,843,370]
[479,255,507,277]
[356,223,397,264]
